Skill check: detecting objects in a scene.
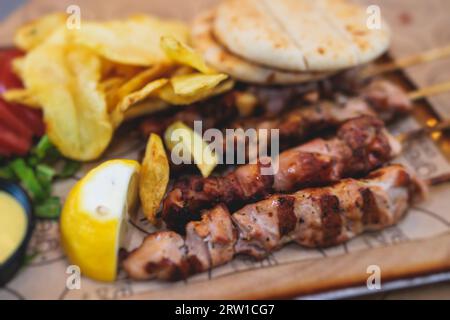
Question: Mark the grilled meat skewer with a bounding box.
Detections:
[227,79,411,155]
[163,115,401,232]
[124,164,426,281]
[234,79,411,131]
[140,78,410,140]
[139,81,318,137]
[139,93,239,137]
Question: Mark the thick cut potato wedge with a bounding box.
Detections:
[164,121,218,177]
[139,133,170,225]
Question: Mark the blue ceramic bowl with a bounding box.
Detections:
[0,179,35,286]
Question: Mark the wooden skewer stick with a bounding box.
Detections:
[407,81,450,101]
[395,81,450,143]
[361,44,450,79]
[426,173,450,186]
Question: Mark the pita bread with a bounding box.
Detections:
[191,11,331,85]
[213,0,391,72]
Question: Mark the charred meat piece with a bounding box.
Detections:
[124,205,236,281]
[163,115,400,232]
[124,165,427,281]
[361,79,412,121]
[122,231,189,281]
[139,93,238,137]
[185,204,237,272]
[163,162,274,232]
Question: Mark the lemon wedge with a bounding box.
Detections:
[60,159,140,282]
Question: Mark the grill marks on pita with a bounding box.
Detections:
[192,11,331,84]
[213,0,391,72]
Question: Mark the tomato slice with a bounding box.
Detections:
[6,103,45,137]
[0,99,33,139]
[0,49,23,94]
[0,122,31,156]
[0,48,46,158]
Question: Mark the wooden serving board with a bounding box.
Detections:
[1,0,450,300]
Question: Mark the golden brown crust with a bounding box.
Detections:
[192,10,330,84]
[213,0,391,72]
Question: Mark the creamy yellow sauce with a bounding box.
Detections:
[0,192,27,264]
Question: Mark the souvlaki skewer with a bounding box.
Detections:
[161,100,450,233]
[124,163,436,281]
[140,78,450,169]
[163,115,398,232]
[229,79,450,152]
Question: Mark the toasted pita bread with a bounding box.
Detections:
[214,0,391,72]
[192,11,331,85]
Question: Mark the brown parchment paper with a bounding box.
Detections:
[1,0,450,300]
